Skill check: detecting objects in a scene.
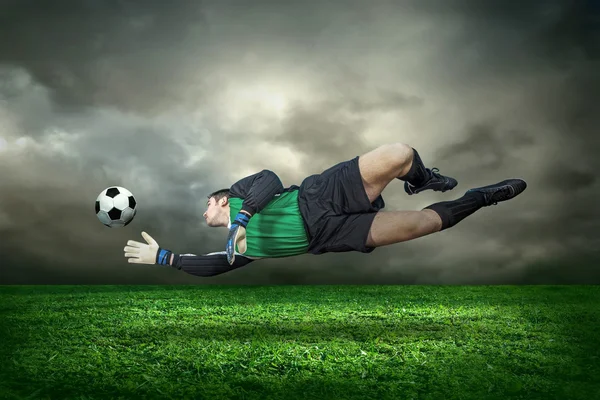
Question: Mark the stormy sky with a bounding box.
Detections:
[0,0,598,285]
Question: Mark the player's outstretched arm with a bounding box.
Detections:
[123,232,254,277]
[172,251,254,277]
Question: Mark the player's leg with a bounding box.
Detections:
[365,209,443,247]
[365,179,527,247]
[358,143,457,204]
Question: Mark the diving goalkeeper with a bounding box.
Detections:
[123,143,526,277]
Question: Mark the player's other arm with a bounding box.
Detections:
[225,169,283,264]
[170,252,254,277]
[229,169,284,216]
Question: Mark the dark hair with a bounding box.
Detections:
[207,188,230,203]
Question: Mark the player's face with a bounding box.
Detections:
[203,197,227,227]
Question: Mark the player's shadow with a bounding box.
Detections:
[121,317,452,344]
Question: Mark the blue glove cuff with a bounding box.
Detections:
[156,248,172,265]
[233,212,251,228]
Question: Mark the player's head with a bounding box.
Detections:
[204,188,230,227]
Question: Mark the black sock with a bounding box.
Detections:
[398,148,430,186]
[424,192,486,230]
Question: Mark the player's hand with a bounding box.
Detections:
[226,212,249,265]
[124,231,173,265]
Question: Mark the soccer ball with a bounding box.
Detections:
[95,186,137,228]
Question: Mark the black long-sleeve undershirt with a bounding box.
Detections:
[229,169,284,215]
[171,252,255,277]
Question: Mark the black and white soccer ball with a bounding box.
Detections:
[95,186,137,228]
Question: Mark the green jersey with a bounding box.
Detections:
[228,189,310,258]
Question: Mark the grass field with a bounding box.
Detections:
[1,285,599,400]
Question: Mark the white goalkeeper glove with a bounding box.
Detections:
[124,231,173,265]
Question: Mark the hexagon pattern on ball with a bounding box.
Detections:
[121,208,135,226]
[99,195,113,212]
[112,193,129,210]
[95,186,137,228]
[96,210,112,226]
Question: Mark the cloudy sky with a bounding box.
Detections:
[0,0,598,284]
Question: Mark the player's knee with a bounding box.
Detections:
[422,209,443,231]
[383,143,413,167]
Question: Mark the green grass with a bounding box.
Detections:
[0,285,599,400]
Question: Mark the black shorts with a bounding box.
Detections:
[298,156,386,254]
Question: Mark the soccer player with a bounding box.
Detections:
[123,143,526,277]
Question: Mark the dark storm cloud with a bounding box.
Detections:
[420,0,599,71]
[437,124,537,172]
[541,166,596,192]
[270,100,371,173]
[0,0,599,284]
[262,67,425,174]
[0,0,212,113]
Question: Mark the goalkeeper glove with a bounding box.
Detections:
[226,212,250,265]
[124,231,173,265]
